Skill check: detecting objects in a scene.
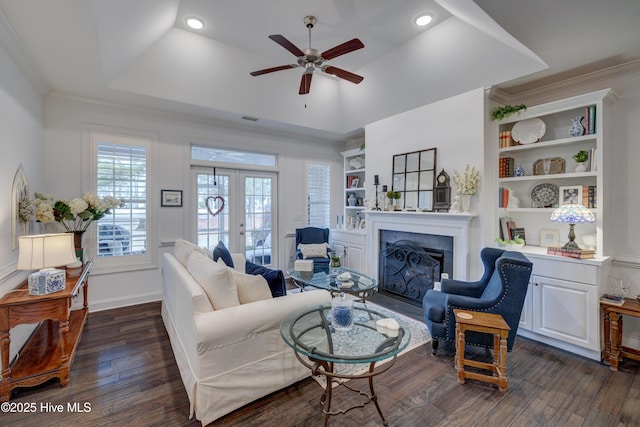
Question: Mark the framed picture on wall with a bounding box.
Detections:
[161,190,183,207]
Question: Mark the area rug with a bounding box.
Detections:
[309,300,431,389]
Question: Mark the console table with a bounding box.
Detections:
[601,297,640,371]
[0,261,91,401]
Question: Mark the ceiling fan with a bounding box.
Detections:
[250,16,364,95]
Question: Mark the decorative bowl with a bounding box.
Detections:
[496,242,525,250]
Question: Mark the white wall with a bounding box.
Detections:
[0,35,45,360]
[43,94,345,311]
[364,87,488,278]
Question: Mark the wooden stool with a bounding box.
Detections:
[454,309,511,392]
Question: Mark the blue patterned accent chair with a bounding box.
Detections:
[295,227,331,265]
[423,248,533,355]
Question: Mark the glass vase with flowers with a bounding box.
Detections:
[453,165,480,213]
[32,192,124,255]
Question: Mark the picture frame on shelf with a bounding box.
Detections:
[540,229,560,247]
[559,185,582,205]
[161,190,183,207]
[350,178,360,188]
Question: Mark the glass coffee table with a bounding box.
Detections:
[288,265,379,303]
[280,302,411,426]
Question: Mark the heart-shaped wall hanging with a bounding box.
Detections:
[205,195,225,216]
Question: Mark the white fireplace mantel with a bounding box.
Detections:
[365,211,478,281]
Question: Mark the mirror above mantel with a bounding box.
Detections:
[392,148,436,211]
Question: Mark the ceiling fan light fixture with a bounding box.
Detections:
[415,14,433,27]
[186,17,205,30]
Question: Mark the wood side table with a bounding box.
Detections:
[454,309,510,392]
[601,298,640,371]
[0,261,91,401]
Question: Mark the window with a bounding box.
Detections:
[191,146,276,168]
[93,132,149,264]
[307,163,331,227]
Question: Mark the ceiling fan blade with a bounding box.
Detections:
[323,66,364,84]
[321,38,364,60]
[250,64,297,76]
[299,73,313,95]
[269,35,305,57]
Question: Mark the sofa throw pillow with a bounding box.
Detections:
[229,267,273,304]
[298,243,329,259]
[245,261,287,298]
[175,239,198,266]
[187,251,240,310]
[230,253,246,273]
[212,240,234,268]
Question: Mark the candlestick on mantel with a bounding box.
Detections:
[374,174,379,185]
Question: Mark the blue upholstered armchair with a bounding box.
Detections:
[423,248,533,355]
[295,227,331,265]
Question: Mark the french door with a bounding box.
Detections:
[193,167,277,266]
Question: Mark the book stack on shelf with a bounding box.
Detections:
[584,148,597,172]
[583,105,596,135]
[499,216,523,241]
[547,246,595,259]
[499,157,515,178]
[346,176,360,188]
[498,131,514,148]
[599,293,624,306]
[581,185,597,208]
[498,187,510,208]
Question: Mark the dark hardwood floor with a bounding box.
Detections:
[3,301,639,426]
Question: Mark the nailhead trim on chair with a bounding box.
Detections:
[442,261,531,349]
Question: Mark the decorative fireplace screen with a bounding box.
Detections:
[379,240,441,306]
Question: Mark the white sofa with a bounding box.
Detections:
[161,248,331,425]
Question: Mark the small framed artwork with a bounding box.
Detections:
[359,219,367,230]
[350,178,360,188]
[539,229,560,247]
[559,185,582,205]
[161,190,183,207]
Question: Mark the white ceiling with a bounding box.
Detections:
[1,0,639,140]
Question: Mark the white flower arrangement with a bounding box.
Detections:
[453,164,480,195]
[32,192,124,232]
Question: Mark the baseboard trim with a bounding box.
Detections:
[89,291,162,312]
[517,329,600,361]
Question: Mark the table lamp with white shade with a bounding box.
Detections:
[17,233,77,295]
[550,203,595,251]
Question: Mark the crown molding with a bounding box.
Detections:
[47,92,348,145]
[488,59,640,105]
[0,7,50,97]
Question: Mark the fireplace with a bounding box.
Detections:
[379,231,454,306]
[366,211,476,306]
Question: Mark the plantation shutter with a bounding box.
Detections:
[96,142,147,257]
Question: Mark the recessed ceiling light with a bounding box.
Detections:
[186,17,205,30]
[415,14,433,27]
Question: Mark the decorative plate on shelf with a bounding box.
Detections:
[530,183,558,208]
[511,118,546,144]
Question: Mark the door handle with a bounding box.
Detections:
[239,231,245,235]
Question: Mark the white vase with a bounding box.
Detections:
[460,194,471,213]
[575,162,587,173]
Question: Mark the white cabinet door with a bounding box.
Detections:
[519,279,534,331]
[532,274,598,350]
[344,243,363,271]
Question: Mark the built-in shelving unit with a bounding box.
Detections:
[491,88,616,361]
[494,89,616,257]
[341,148,366,230]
